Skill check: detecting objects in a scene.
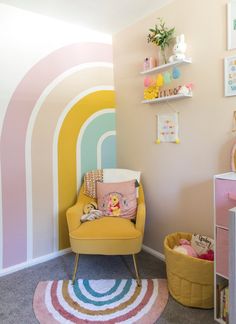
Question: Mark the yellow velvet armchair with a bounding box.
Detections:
[66,182,146,285]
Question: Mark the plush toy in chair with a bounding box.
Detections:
[173,238,197,258]
[80,202,103,222]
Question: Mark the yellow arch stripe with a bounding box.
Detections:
[58,90,115,249]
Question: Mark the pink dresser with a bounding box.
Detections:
[215,176,236,277]
[214,172,236,323]
[216,227,229,277]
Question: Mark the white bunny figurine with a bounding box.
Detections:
[168,34,187,63]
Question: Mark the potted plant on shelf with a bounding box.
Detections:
[147,18,175,64]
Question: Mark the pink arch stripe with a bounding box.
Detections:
[0,42,112,268]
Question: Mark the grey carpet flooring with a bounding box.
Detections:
[0,250,216,324]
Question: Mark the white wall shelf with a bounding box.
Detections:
[142,93,192,104]
[140,58,192,75]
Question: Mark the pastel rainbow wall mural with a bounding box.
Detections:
[0,42,116,271]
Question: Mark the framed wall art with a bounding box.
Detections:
[156,112,180,144]
[224,55,236,96]
[227,1,236,50]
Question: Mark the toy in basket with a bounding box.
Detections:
[164,232,214,309]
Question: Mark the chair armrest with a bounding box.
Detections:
[66,183,98,233]
[135,202,146,235]
[66,201,83,233]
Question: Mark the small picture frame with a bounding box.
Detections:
[227,1,236,50]
[224,55,236,96]
[156,112,180,144]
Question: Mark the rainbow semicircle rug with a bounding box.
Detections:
[33,278,168,323]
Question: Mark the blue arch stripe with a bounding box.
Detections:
[101,135,116,169]
[73,279,132,306]
[80,112,116,181]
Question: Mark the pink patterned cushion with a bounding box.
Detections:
[97,180,137,219]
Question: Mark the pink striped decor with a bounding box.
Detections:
[0,42,113,268]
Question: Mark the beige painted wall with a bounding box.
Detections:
[113,0,236,254]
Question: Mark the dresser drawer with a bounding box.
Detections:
[215,179,236,228]
[216,227,229,278]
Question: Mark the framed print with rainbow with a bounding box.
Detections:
[224,55,236,96]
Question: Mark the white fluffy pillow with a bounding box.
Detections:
[103,169,141,196]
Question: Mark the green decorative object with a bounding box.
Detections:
[147,18,175,64]
[163,71,172,85]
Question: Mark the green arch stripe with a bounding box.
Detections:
[80,112,116,177]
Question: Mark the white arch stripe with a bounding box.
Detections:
[76,109,115,190]
[97,131,116,169]
[53,86,114,251]
[25,64,113,260]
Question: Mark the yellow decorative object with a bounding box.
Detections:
[156,73,164,87]
[144,85,159,100]
[164,232,214,309]
[155,139,161,144]
[175,138,180,144]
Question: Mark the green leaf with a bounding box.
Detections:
[147,17,175,48]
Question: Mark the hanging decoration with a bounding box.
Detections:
[163,71,172,84]
[156,112,180,143]
[172,67,181,79]
[144,76,157,88]
[144,76,152,87]
[156,73,164,87]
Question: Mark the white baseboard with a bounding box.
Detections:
[142,244,165,262]
[0,245,164,278]
[0,247,71,277]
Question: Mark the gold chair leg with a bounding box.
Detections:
[132,254,141,287]
[72,253,79,285]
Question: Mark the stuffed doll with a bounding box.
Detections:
[198,249,214,261]
[81,202,103,222]
[173,238,198,258]
[168,34,187,63]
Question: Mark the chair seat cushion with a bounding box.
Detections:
[70,217,141,240]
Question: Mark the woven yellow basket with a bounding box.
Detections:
[164,232,214,309]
